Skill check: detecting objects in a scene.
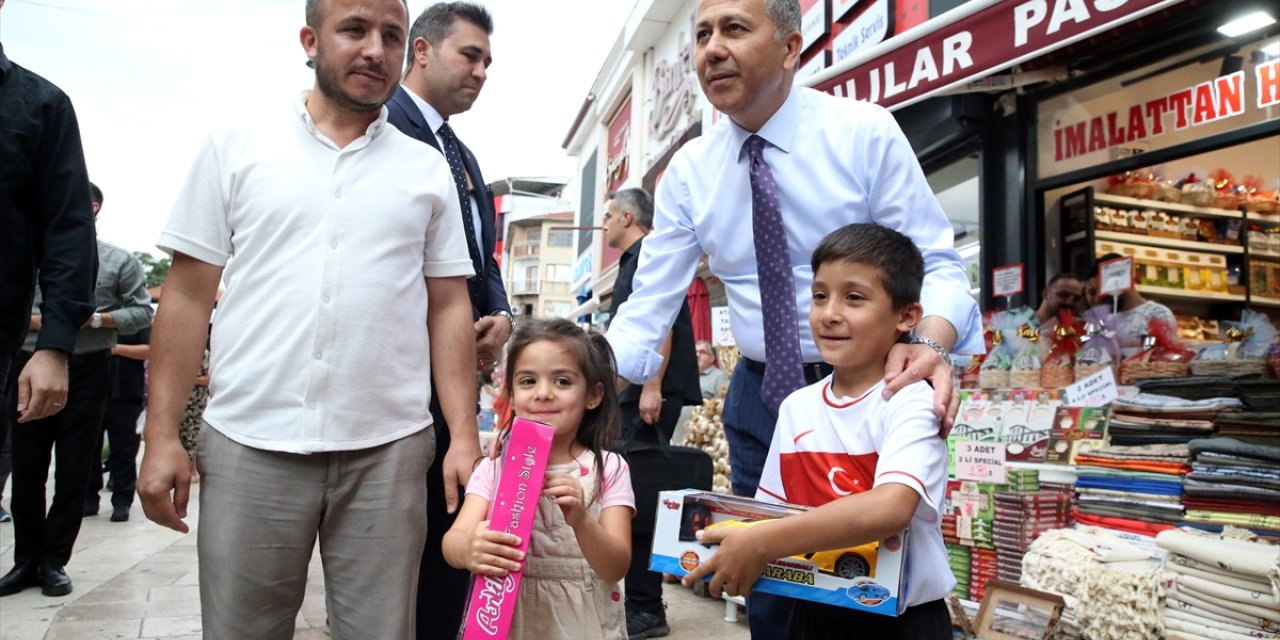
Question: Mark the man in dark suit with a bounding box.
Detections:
[385,4,512,639]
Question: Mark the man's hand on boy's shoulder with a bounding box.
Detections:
[680,522,772,598]
[881,342,958,437]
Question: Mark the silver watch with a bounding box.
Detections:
[490,310,513,327]
[90,312,103,329]
[909,335,948,359]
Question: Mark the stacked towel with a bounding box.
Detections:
[1183,438,1280,535]
[1108,395,1241,446]
[1021,527,1163,640]
[1074,443,1191,534]
[1156,527,1280,639]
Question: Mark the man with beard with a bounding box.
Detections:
[384,6,513,637]
[136,0,479,636]
[1033,273,1084,327]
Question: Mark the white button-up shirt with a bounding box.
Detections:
[607,87,981,383]
[159,92,473,453]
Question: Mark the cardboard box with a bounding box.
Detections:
[460,418,556,640]
[650,490,910,616]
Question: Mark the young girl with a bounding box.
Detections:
[443,319,633,639]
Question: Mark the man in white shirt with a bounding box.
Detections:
[136,0,480,637]
[604,1,980,637]
[384,4,513,639]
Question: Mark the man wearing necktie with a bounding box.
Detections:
[385,4,512,639]
[605,1,983,637]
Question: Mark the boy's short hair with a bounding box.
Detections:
[810,224,924,309]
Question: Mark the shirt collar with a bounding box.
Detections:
[622,237,643,261]
[294,90,389,148]
[403,85,447,135]
[730,85,802,160]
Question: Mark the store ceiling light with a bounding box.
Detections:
[1217,11,1276,38]
[1264,42,1280,57]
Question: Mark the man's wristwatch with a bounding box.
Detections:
[490,309,513,328]
[909,335,949,359]
[90,312,103,329]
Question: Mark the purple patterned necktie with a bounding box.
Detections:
[745,134,805,412]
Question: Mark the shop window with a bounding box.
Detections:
[928,153,982,297]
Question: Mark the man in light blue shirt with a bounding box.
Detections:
[604,2,981,636]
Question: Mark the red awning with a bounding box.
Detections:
[804,0,1188,110]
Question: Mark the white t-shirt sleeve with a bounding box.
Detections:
[158,133,233,266]
[755,392,798,505]
[872,382,947,515]
[422,160,475,279]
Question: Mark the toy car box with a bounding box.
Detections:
[650,489,910,616]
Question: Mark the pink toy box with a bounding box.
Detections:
[460,418,556,640]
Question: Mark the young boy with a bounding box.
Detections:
[682,224,953,638]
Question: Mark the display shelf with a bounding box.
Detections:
[1246,212,1280,226]
[1250,248,1280,262]
[1094,230,1243,254]
[1093,193,1244,220]
[1250,296,1280,308]
[1134,284,1245,302]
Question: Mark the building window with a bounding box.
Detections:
[546,264,573,282]
[547,228,573,247]
[543,300,572,318]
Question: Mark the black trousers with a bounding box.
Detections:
[7,350,109,567]
[789,598,952,639]
[621,396,685,616]
[86,397,143,509]
[415,398,471,640]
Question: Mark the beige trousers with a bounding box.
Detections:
[196,424,434,640]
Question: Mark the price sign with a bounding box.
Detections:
[992,263,1025,298]
[954,441,1008,484]
[1064,367,1118,407]
[711,306,735,347]
[1098,256,1134,297]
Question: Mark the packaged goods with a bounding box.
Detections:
[1076,307,1120,380]
[1106,171,1156,200]
[460,418,556,640]
[979,309,1033,388]
[1177,173,1215,207]
[1119,319,1194,384]
[1040,310,1082,389]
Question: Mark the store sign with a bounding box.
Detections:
[798,50,830,81]
[801,0,830,52]
[955,441,1007,484]
[832,0,891,66]
[646,10,703,174]
[712,306,735,347]
[992,263,1025,298]
[1053,64,1279,161]
[1098,255,1133,297]
[606,96,631,194]
[809,0,1183,110]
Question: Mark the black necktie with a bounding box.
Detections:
[437,123,483,278]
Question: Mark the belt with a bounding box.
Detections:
[741,357,833,385]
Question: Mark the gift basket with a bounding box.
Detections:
[1188,310,1277,377]
[1241,175,1279,215]
[1010,321,1044,389]
[1041,310,1083,388]
[1119,318,1194,384]
[1209,169,1242,210]
[978,310,1023,389]
[1105,171,1157,200]
[1176,173,1215,207]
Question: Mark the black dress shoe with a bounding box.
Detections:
[40,564,72,597]
[0,562,39,597]
[110,506,129,522]
[83,501,99,517]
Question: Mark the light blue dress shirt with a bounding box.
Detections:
[606,87,981,384]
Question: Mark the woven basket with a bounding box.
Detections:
[1212,195,1242,210]
[1181,190,1215,207]
[1152,185,1182,203]
[1189,357,1267,377]
[1245,198,1279,214]
[1107,183,1156,199]
[1041,366,1074,389]
[1120,350,1190,384]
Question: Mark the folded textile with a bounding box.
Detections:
[1076,475,1184,496]
[1197,451,1280,469]
[1165,559,1276,596]
[1183,496,1280,517]
[1166,597,1277,636]
[1115,394,1243,411]
[1077,487,1183,503]
[1163,612,1277,640]
[1187,467,1280,489]
[1183,478,1280,501]
[1110,434,1204,446]
[1080,503,1185,523]
[1155,528,1280,591]
[1079,495,1184,512]
[1086,442,1192,459]
[1074,508,1177,536]
[1189,438,1280,464]
[1164,571,1280,610]
[1109,416,1216,431]
[1164,588,1280,630]
[1075,455,1192,475]
[1166,578,1280,626]
[1184,510,1280,532]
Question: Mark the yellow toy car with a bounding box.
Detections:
[703,518,879,579]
